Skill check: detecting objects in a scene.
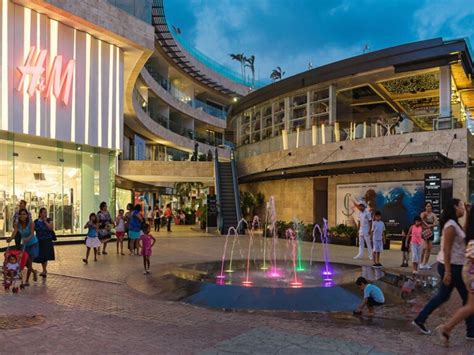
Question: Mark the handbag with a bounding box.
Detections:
[422,228,433,240]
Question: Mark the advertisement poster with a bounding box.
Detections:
[336,180,451,235]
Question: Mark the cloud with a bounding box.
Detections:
[329,0,351,16]
[413,0,474,40]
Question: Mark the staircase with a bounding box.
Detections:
[215,159,241,235]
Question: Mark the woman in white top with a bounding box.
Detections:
[436,205,474,345]
[413,198,474,338]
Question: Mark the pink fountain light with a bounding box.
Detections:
[287,228,303,288]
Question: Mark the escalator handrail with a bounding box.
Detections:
[214,148,223,233]
[230,150,242,232]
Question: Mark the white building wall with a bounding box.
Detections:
[0,1,124,150]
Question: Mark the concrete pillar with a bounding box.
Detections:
[439,66,451,118]
[329,84,337,124]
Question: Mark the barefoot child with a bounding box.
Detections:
[354,276,385,316]
[138,224,156,274]
[407,216,424,275]
[371,211,385,268]
[115,209,126,255]
[83,213,100,264]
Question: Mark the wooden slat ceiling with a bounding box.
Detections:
[452,63,474,116]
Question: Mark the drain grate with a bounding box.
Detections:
[0,315,45,330]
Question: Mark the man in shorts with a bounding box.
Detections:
[371,211,386,268]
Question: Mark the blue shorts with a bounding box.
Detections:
[128,230,141,240]
[25,243,39,260]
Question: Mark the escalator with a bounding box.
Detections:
[215,152,241,235]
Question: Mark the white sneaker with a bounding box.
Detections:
[353,255,363,259]
[425,264,432,270]
[369,257,374,261]
[143,271,147,275]
[419,264,426,270]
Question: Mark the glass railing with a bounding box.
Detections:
[170,30,268,89]
[134,87,228,148]
[107,0,151,24]
[193,98,227,120]
[144,63,227,120]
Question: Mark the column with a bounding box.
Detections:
[439,65,452,120]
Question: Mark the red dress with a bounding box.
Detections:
[139,234,155,256]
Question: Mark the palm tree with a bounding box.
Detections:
[270,66,285,82]
[174,182,204,207]
[230,53,246,80]
[245,55,255,87]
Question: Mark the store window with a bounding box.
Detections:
[0,133,115,240]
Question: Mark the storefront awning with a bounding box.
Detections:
[239,152,454,183]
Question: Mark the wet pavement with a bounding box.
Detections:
[1,228,473,354]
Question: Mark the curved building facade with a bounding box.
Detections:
[230,38,474,233]
[117,0,250,212]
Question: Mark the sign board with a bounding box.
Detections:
[207,194,217,228]
[336,179,451,235]
[424,173,442,216]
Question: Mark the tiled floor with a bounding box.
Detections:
[0,227,472,354]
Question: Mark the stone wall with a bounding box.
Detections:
[240,178,314,224]
[237,128,470,227]
[237,128,468,177]
[119,160,215,183]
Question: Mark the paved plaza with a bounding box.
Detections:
[1,227,473,354]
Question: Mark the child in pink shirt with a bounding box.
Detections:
[407,216,423,275]
[138,224,156,275]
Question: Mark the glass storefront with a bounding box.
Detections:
[0,132,116,238]
[116,187,132,211]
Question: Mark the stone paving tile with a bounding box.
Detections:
[1,237,474,354]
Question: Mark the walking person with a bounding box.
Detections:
[165,204,173,232]
[146,206,153,227]
[435,207,474,346]
[128,204,144,255]
[138,223,156,274]
[420,202,438,270]
[115,209,126,255]
[33,207,55,277]
[7,208,38,286]
[154,205,161,232]
[353,203,373,260]
[400,228,410,267]
[413,198,474,338]
[407,216,424,275]
[83,213,100,264]
[97,202,113,255]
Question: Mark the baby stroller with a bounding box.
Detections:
[3,244,28,293]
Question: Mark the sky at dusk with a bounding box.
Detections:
[165,0,474,81]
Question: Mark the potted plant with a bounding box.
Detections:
[328,224,358,246]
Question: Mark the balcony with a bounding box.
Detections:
[131,89,230,158]
[144,63,227,120]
